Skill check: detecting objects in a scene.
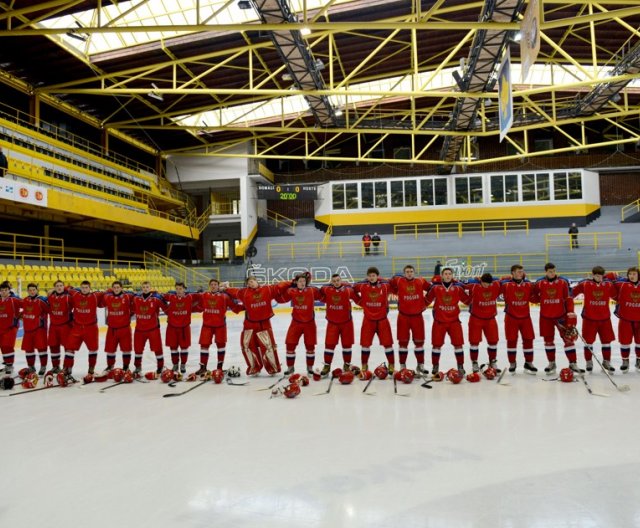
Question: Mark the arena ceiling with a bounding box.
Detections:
[1,0,640,171]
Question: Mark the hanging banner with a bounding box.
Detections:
[0,178,48,207]
[520,0,541,82]
[498,48,513,143]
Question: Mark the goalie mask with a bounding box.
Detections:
[227,366,242,378]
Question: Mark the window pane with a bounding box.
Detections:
[390,180,404,207]
[522,173,536,201]
[434,178,448,205]
[537,173,550,201]
[470,176,483,203]
[361,182,374,208]
[375,181,388,208]
[332,184,345,209]
[404,180,417,207]
[554,172,568,200]
[505,174,518,202]
[345,183,359,209]
[420,179,434,206]
[490,175,504,203]
[568,171,582,199]
[455,177,468,204]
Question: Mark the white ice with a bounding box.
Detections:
[3,306,640,528]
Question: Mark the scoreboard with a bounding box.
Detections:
[257,184,318,200]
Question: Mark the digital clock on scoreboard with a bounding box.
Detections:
[257,184,318,200]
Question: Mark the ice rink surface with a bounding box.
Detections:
[3,307,640,528]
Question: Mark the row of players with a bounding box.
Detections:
[0,262,639,383]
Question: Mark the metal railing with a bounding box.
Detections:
[391,253,548,277]
[621,198,640,222]
[545,232,622,252]
[266,209,297,234]
[144,251,218,290]
[267,240,387,260]
[393,219,529,239]
[0,231,64,260]
[210,202,237,215]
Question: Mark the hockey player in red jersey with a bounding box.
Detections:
[100,281,135,373]
[571,266,616,373]
[66,280,104,381]
[533,263,579,374]
[613,266,640,371]
[353,267,395,373]
[318,274,359,376]
[223,276,290,375]
[500,265,538,374]
[132,281,167,374]
[280,272,323,375]
[193,278,243,374]
[47,280,72,374]
[425,268,470,375]
[465,273,503,373]
[163,282,199,374]
[21,283,49,375]
[0,281,21,376]
[389,265,430,374]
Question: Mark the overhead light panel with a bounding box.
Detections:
[148,82,164,102]
[238,0,252,9]
[300,27,311,36]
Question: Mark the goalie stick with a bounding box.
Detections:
[163,379,209,398]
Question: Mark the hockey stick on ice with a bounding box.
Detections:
[100,380,130,393]
[362,375,375,394]
[314,374,335,396]
[495,366,510,386]
[162,379,209,398]
[393,376,410,397]
[577,371,609,397]
[257,374,286,391]
[0,380,79,397]
[577,332,630,393]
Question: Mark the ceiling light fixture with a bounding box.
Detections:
[238,0,252,9]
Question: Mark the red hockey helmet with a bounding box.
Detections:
[83,373,94,385]
[18,367,31,380]
[160,369,174,383]
[393,370,403,381]
[358,369,373,381]
[122,370,134,383]
[560,368,574,383]
[349,365,361,376]
[466,372,481,383]
[331,368,343,379]
[446,368,463,384]
[56,371,68,387]
[400,369,415,384]
[21,373,38,389]
[283,383,301,398]
[173,372,183,382]
[374,365,388,380]
[212,369,225,384]
[312,371,322,382]
[112,368,124,383]
[482,367,497,380]
[299,375,310,387]
[289,373,302,384]
[144,371,159,381]
[338,370,355,384]
[431,371,445,382]
[94,373,109,382]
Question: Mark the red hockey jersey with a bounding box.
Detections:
[425,281,470,323]
[196,291,243,327]
[132,292,166,331]
[281,286,323,323]
[100,291,135,328]
[353,280,392,321]
[500,279,537,319]
[466,280,501,319]
[534,277,574,319]
[389,276,430,315]
[21,295,48,331]
[572,279,614,321]
[319,284,359,324]
[614,280,640,322]
[70,290,103,326]
[226,282,289,323]
[48,291,73,326]
[0,294,21,330]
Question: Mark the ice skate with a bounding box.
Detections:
[635,358,640,371]
[472,361,480,373]
[307,367,315,376]
[431,364,440,376]
[544,361,556,374]
[416,364,428,376]
[602,360,615,373]
[320,364,331,377]
[508,362,517,373]
[457,364,465,376]
[523,362,538,374]
[284,366,295,376]
[38,366,47,376]
[621,359,629,372]
[585,360,593,372]
[569,362,585,374]
[194,364,208,376]
[489,360,501,374]
[343,362,351,372]
[172,363,179,372]
[180,364,186,374]
[387,364,395,375]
